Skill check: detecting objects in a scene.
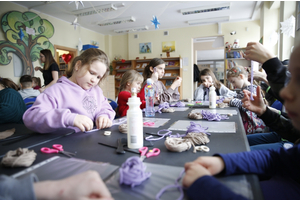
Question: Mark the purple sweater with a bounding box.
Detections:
[23,76,115,133]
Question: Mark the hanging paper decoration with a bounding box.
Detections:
[121,59,126,63]
[71,17,80,30]
[26,27,35,36]
[62,54,73,64]
[69,1,84,10]
[18,29,24,41]
[151,16,160,29]
[280,15,295,38]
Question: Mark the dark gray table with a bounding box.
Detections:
[0,107,263,199]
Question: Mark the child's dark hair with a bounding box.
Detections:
[66,48,110,83]
[142,58,165,82]
[119,70,143,92]
[40,49,57,70]
[20,75,32,88]
[227,65,248,79]
[199,68,221,89]
[32,77,41,87]
[0,77,19,91]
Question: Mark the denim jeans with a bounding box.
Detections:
[247,132,293,151]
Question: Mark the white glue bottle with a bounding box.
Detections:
[127,88,143,149]
[209,85,216,109]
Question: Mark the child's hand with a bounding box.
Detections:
[244,42,275,64]
[34,66,42,71]
[242,86,267,116]
[223,97,232,103]
[74,115,94,132]
[96,116,112,129]
[170,76,182,90]
[191,156,225,176]
[183,162,211,188]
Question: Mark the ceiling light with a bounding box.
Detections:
[181,3,230,15]
[98,16,135,26]
[73,4,117,17]
[188,16,230,25]
[114,26,149,34]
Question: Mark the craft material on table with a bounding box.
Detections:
[169,120,236,133]
[191,108,238,115]
[40,144,76,158]
[85,118,127,133]
[143,118,170,128]
[139,147,160,161]
[0,128,15,140]
[1,148,37,167]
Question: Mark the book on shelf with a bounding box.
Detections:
[164,73,171,77]
[136,64,141,68]
[165,62,169,66]
[174,61,179,66]
[172,73,178,77]
[166,80,173,86]
[141,63,147,68]
[115,73,122,78]
[116,66,120,69]
[168,61,175,66]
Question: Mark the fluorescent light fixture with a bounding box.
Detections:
[73,4,117,17]
[188,16,229,25]
[98,16,135,26]
[181,3,230,15]
[114,26,149,34]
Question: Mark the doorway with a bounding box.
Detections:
[54,45,78,77]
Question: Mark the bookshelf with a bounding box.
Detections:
[224,47,251,88]
[112,57,182,98]
[54,45,77,78]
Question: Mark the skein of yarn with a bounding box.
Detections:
[1,148,37,167]
[119,156,151,187]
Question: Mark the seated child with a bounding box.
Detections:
[183,44,300,199]
[32,77,41,90]
[194,68,236,101]
[138,58,181,104]
[23,48,115,133]
[18,75,40,99]
[117,70,145,117]
[0,77,26,124]
[226,66,266,134]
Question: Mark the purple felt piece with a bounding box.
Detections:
[201,110,229,121]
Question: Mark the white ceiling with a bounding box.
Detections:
[13,1,261,36]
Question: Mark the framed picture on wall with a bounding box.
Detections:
[139,42,152,53]
[162,41,175,52]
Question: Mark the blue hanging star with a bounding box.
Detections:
[18,29,24,41]
[151,16,160,29]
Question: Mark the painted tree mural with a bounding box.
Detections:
[0,11,55,76]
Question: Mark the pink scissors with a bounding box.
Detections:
[139,146,160,161]
[40,144,76,158]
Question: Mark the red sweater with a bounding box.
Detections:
[117,91,146,117]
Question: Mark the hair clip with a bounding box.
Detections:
[232,69,237,73]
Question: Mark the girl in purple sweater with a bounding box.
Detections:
[23,48,115,133]
[183,43,300,200]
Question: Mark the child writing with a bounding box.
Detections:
[138,58,182,104]
[23,48,115,133]
[32,77,41,90]
[117,69,145,117]
[0,77,26,124]
[226,66,266,134]
[183,43,300,200]
[194,68,236,101]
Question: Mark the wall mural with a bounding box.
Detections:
[0,11,55,76]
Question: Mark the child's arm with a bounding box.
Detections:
[219,84,237,99]
[117,91,131,117]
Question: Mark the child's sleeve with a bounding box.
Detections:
[219,84,237,98]
[117,91,131,117]
[194,84,204,101]
[23,93,78,133]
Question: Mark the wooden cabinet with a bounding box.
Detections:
[112,57,183,98]
[224,48,250,88]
